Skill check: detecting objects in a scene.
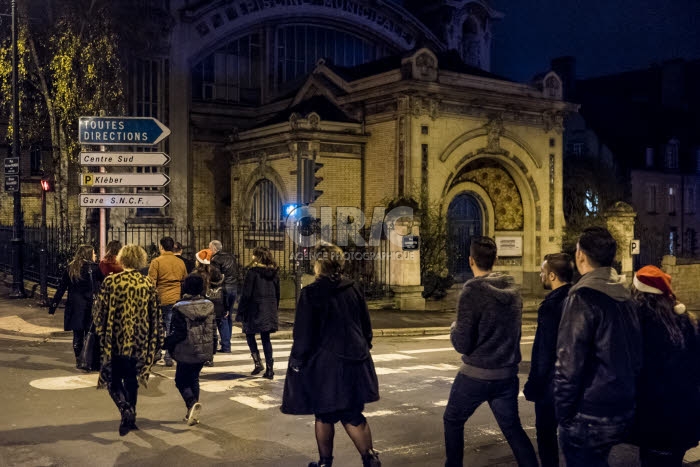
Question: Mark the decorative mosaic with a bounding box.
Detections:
[452,160,524,230]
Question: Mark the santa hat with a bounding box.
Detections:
[195,248,212,265]
[634,265,686,314]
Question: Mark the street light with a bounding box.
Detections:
[9,0,26,298]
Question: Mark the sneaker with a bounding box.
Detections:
[187,402,202,426]
[204,360,214,367]
[165,359,174,367]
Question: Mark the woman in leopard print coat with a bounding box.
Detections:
[92,244,162,436]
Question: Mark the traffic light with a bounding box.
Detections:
[303,157,324,203]
[40,176,54,192]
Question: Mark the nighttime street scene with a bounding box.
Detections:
[1,0,700,466]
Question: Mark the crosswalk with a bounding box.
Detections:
[28,334,536,415]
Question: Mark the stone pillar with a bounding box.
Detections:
[604,201,636,281]
[388,219,425,310]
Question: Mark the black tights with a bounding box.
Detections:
[246,332,273,361]
[106,356,139,414]
[72,330,86,358]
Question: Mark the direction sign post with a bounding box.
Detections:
[80,173,170,187]
[79,194,171,208]
[79,117,170,146]
[79,152,170,167]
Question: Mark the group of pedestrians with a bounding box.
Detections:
[448,227,700,467]
[46,226,700,467]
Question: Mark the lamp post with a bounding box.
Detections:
[9,0,26,298]
[38,176,52,306]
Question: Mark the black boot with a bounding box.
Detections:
[361,449,381,467]
[308,456,333,467]
[118,407,135,436]
[263,358,274,379]
[251,352,264,375]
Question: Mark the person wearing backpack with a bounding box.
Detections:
[164,274,217,426]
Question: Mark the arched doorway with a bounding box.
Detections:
[447,193,483,282]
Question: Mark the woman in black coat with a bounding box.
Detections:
[281,244,381,467]
[237,246,280,379]
[49,244,103,366]
[631,265,700,467]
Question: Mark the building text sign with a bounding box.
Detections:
[495,235,522,257]
[80,152,170,167]
[79,117,170,146]
[80,173,170,187]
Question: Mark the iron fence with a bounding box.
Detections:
[0,223,393,299]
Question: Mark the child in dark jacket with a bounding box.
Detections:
[164,274,217,425]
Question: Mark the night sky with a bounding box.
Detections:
[489,0,700,82]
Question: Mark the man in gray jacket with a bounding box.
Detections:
[444,236,538,467]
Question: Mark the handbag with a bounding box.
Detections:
[77,329,98,371]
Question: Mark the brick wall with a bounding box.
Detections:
[364,120,396,219]
[661,255,700,306]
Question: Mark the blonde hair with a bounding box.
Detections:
[313,243,345,279]
[117,244,148,270]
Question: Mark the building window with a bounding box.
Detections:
[584,189,598,216]
[668,185,678,213]
[250,179,283,232]
[421,125,429,135]
[30,145,42,176]
[665,139,679,169]
[645,147,654,167]
[274,25,387,93]
[549,138,555,147]
[572,142,584,157]
[646,184,657,212]
[669,227,678,256]
[686,184,696,213]
[192,33,262,104]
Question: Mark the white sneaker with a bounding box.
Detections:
[187,402,202,426]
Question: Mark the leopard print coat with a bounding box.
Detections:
[92,270,162,389]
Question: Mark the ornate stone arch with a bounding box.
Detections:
[439,128,542,169]
[442,182,495,237]
[239,165,288,228]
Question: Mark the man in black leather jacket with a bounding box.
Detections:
[524,253,573,467]
[554,227,642,467]
[209,239,239,353]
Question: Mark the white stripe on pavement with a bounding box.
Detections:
[29,374,98,390]
[398,347,455,354]
[375,363,458,375]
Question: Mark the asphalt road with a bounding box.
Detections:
[0,332,651,466]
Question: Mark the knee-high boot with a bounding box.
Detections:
[263,358,274,379]
[251,352,264,375]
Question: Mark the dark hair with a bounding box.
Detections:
[632,288,692,347]
[209,267,223,285]
[160,236,175,252]
[173,241,183,253]
[253,246,276,267]
[182,273,204,296]
[544,253,574,283]
[104,240,122,260]
[469,236,497,271]
[578,226,616,267]
[68,244,95,282]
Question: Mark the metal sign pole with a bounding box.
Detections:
[98,110,107,259]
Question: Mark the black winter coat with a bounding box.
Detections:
[49,262,103,331]
[555,285,642,422]
[165,295,217,364]
[632,306,700,451]
[524,284,571,402]
[237,265,280,334]
[281,277,379,415]
[211,251,239,290]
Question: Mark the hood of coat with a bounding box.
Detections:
[177,295,215,320]
[467,272,519,305]
[307,275,355,294]
[569,267,630,302]
[249,263,279,280]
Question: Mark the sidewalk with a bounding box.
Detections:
[0,277,538,339]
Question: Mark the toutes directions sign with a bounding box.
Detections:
[79,117,170,146]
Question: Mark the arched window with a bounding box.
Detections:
[250,179,283,232]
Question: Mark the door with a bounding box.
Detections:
[447,193,483,282]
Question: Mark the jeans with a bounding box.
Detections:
[106,355,139,414]
[558,412,632,467]
[218,289,236,352]
[246,332,273,362]
[443,373,538,467]
[175,362,205,411]
[639,446,687,467]
[535,398,559,467]
[161,305,174,361]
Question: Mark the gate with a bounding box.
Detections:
[447,193,482,282]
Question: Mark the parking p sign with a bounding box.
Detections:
[631,239,641,255]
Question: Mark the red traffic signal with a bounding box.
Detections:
[40,177,54,192]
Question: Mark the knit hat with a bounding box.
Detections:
[634,265,686,314]
[195,248,212,265]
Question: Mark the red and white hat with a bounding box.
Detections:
[634,265,686,314]
[195,248,212,265]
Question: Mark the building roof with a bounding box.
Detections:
[257,95,359,127]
